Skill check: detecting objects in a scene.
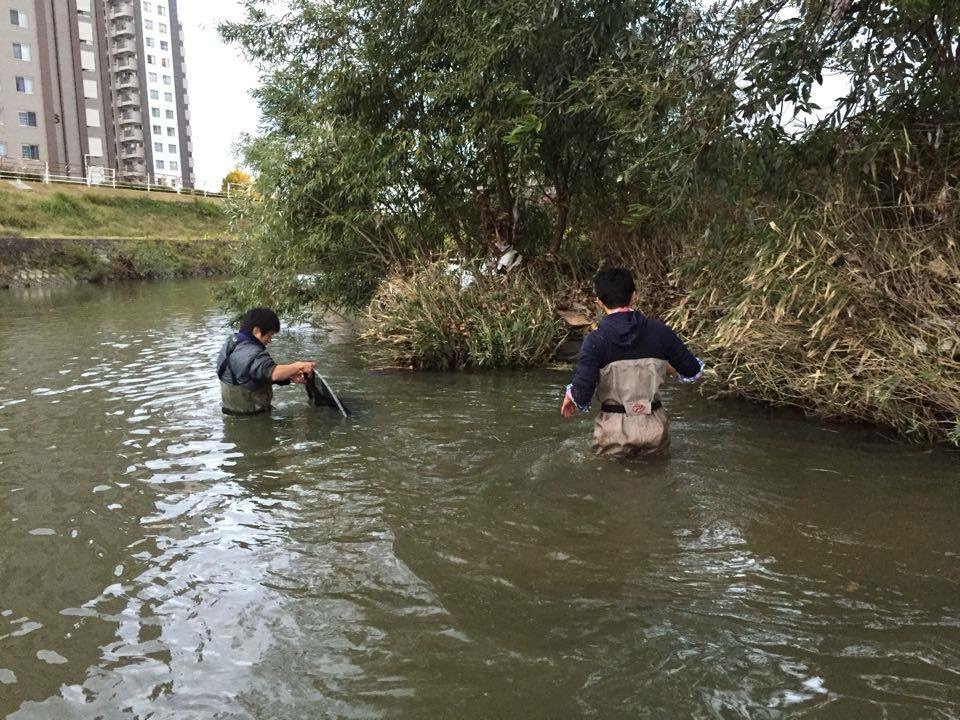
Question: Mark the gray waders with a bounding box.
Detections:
[593,358,669,457]
[220,382,273,416]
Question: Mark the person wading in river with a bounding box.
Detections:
[560,268,705,456]
[216,307,315,416]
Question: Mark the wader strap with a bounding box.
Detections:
[217,337,261,385]
[600,400,663,414]
[217,337,238,380]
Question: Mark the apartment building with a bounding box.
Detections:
[103,0,194,188]
[0,0,194,189]
[39,0,112,173]
[0,3,47,166]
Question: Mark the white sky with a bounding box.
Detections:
[177,0,261,191]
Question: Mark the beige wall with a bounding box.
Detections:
[34,0,110,174]
[0,2,48,163]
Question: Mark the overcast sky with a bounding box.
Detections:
[178,0,261,191]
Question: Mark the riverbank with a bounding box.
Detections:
[0,181,232,240]
[0,181,235,286]
[355,222,960,448]
[0,237,234,287]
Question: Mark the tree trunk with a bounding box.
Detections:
[490,139,515,247]
[549,177,570,257]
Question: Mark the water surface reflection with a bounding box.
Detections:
[0,281,957,719]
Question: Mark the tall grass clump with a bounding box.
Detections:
[668,199,960,445]
[361,259,566,369]
[38,192,85,218]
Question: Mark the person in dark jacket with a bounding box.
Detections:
[216,307,315,416]
[561,268,704,456]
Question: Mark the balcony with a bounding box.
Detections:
[118,111,142,125]
[111,40,136,56]
[121,127,143,142]
[109,2,134,21]
[114,74,139,91]
[112,22,135,38]
[117,93,140,109]
[120,144,144,161]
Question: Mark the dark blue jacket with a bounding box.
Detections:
[568,311,702,409]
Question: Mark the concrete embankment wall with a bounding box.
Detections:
[0,237,234,288]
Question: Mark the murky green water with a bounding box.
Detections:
[0,280,958,719]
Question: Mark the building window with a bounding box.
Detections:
[152,124,161,133]
[150,89,159,99]
[168,144,176,153]
[157,5,166,16]
[159,23,167,33]
[148,72,157,82]
[15,76,33,94]
[154,142,162,151]
[18,111,37,127]
[160,40,168,51]
[12,42,31,61]
[156,160,165,170]
[164,92,172,102]
[145,37,154,48]
[21,144,39,160]
[147,54,155,64]
[160,58,169,67]
[9,9,28,28]
[0,141,7,157]
[170,161,178,171]
[166,127,175,136]
[151,108,160,118]
[143,2,152,11]
[145,19,153,30]
[165,109,173,119]
[163,75,171,85]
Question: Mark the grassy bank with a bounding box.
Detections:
[0,182,232,240]
[666,201,960,447]
[0,181,236,285]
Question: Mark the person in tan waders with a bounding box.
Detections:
[560,268,704,456]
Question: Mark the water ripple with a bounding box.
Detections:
[1,281,958,719]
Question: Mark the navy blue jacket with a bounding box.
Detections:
[568,311,702,409]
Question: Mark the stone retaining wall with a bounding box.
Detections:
[0,236,231,288]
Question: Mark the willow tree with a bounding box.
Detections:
[219,0,716,311]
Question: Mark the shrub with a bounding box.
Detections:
[60,243,109,282]
[361,259,566,369]
[116,241,186,278]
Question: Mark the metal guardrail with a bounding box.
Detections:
[0,158,229,199]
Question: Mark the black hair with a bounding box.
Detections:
[239,307,281,335]
[594,267,636,309]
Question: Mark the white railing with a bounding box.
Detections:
[0,158,228,198]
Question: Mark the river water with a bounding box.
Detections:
[0,280,957,719]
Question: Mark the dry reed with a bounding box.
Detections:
[668,200,960,445]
